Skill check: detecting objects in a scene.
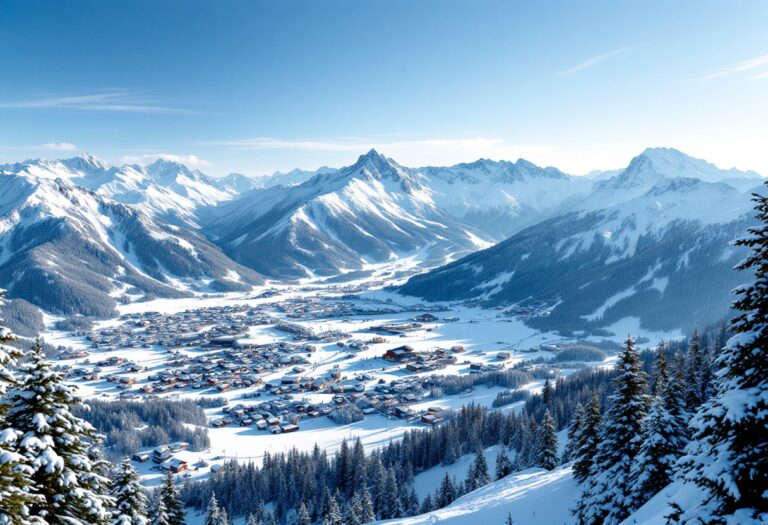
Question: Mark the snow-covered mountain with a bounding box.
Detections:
[205,150,494,279]
[253,166,339,189]
[0,155,258,227]
[419,158,590,238]
[400,149,764,334]
[0,168,262,318]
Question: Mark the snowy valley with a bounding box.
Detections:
[0,147,765,525]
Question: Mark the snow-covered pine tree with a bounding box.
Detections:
[652,340,669,396]
[5,341,113,525]
[358,487,375,523]
[203,493,221,525]
[159,472,184,525]
[437,472,456,508]
[149,499,170,525]
[685,331,705,411]
[537,409,559,471]
[0,303,37,525]
[628,348,688,511]
[495,447,513,479]
[572,394,600,483]
[420,494,434,514]
[541,379,554,406]
[219,508,231,525]
[671,182,768,523]
[111,458,148,525]
[343,494,362,525]
[323,497,342,525]
[465,450,491,491]
[574,336,649,525]
[295,502,311,525]
[562,402,584,462]
[382,468,402,519]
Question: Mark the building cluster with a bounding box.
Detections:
[132,441,190,473]
[209,374,448,432]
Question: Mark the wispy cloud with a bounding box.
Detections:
[557,48,628,76]
[0,91,183,113]
[120,153,213,169]
[40,142,78,152]
[210,136,558,168]
[702,53,768,80]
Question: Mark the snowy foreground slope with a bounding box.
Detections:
[380,466,579,525]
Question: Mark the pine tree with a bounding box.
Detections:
[382,469,401,519]
[295,502,311,525]
[562,402,584,462]
[219,508,231,525]
[343,494,362,525]
[5,342,113,525]
[371,457,387,517]
[159,472,184,525]
[495,448,513,479]
[419,494,433,514]
[465,450,491,491]
[111,458,148,525]
[651,340,669,396]
[150,499,170,525]
[323,497,342,525]
[684,331,706,411]
[672,183,768,523]
[246,514,260,525]
[628,350,688,511]
[437,472,456,508]
[204,493,221,525]
[359,488,375,523]
[572,394,601,483]
[574,336,649,525]
[541,379,554,406]
[536,409,559,471]
[504,512,514,525]
[0,308,36,525]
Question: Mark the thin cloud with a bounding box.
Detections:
[209,136,557,168]
[0,91,183,113]
[120,153,213,169]
[702,52,768,80]
[40,142,78,152]
[557,48,628,76]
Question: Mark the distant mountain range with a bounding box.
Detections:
[400,148,763,334]
[0,147,763,333]
[0,161,262,318]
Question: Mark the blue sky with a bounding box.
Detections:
[1,0,766,175]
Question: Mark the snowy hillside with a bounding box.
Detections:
[381,466,579,525]
[400,149,763,334]
[0,170,262,317]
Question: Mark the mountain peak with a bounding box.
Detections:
[59,154,110,173]
[144,158,195,181]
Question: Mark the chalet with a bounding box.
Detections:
[414,313,438,323]
[420,413,440,425]
[170,442,189,452]
[450,345,465,353]
[282,424,299,433]
[383,345,415,362]
[131,452,150,463]
[169,458,188,473]
[153,446,172,464]
[497,352,512,360]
